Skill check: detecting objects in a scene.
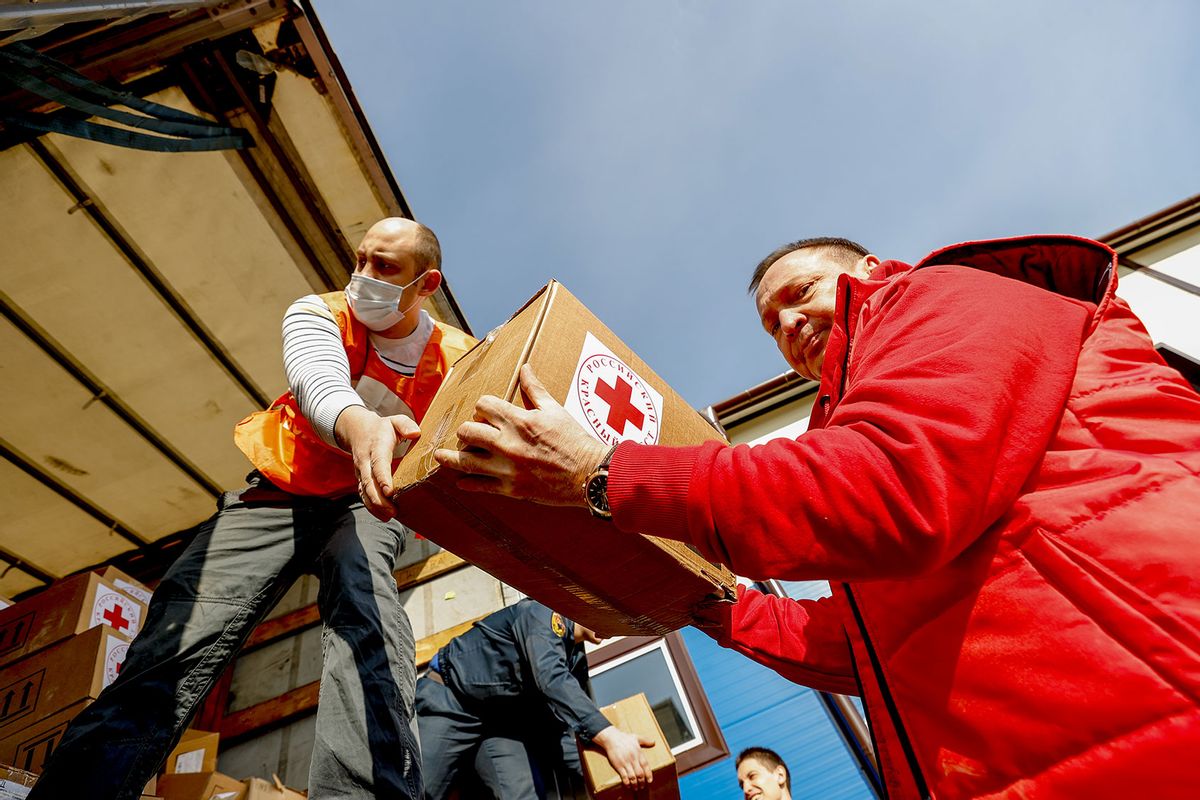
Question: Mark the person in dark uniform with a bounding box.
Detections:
[417,598,653,799]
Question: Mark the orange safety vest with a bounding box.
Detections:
[233,292,476,497]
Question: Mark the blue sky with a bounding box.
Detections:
[316,1,1199,407]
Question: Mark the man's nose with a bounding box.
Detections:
[780,308,805,335]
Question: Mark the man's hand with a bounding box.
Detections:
[692,590,737,643]
[592,725,655,787]
[334,405,420,520]
[433,364,607,507]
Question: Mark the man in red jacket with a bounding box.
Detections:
[434,235,1200,799]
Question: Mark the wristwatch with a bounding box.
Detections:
[584,445,618,519]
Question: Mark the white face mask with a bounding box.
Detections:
[345,271,427,331]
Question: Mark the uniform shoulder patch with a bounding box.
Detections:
[550,612,567,637]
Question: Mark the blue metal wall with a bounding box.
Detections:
[776,580,866,719]
[677,627,876,799]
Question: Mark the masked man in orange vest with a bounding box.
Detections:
[30,218,475,800]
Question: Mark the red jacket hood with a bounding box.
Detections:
[877,235,1117,330]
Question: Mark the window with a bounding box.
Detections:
[587,633,727,773]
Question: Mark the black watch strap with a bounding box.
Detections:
[598,444,618,470]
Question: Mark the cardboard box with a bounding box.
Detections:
[157,771,245,800]
[0,763,36,800]
[392,281,736,635]
[581,693,679,799]
[0,572,146,667]
[0,699,89,774]
[0,707,161,794]
[1,762,156,799]
[241,777,305,799]
[0,625,128,743]
[98,566,154,606]
[164,729,219,775]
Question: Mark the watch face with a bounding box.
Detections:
[586,473,610,514]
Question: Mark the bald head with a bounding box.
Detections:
[360,217,442,275]
[351,217,444,337]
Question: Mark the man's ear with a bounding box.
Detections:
[418,269,443,297]
[774,765,787,787]
[853,254,881,277]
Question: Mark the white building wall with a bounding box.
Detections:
[1117,241,1200,362]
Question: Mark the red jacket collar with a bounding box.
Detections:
[809,267,902,428]
[915,235,1115,335]
[809,235,1116,426]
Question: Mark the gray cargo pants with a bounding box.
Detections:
[28,472,422,800]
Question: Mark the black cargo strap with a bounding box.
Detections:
[0,43,250,152]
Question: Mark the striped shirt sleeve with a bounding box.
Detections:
[282,295,364,449]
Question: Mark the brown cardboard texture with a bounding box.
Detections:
[0,698,89,773]
[157,771,245,800]
[0,572,146,667]
[241,776,305,799]
[581,693,679,799]
[98,566,154,606]
[0,624,129,741]
[0,762,37,800]
[392,281,736,635]
[164,729,220,775]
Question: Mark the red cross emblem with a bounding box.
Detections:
[594,376,645,434]
[572,346,661,447]
[102,603,131,632]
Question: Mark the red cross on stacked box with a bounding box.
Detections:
[0,572,146,670]
[90,588,141,638]
[101,603,130,632]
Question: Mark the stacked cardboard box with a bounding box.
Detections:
[0,759,163,799]
[157,729,240,800]
[0,572,308,799]
[99,565,155,607]
[156,773,307,800]
[0,571,147,669]
[0,763,36,800]
[164,729,220,775]
[157,769,244,800]
[0,624,130,772]
[0,569,151,774]
[242,777,306,799]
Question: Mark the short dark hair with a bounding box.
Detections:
[749,236,869,294]
[412,220,443,272]
[736,747,790,792]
